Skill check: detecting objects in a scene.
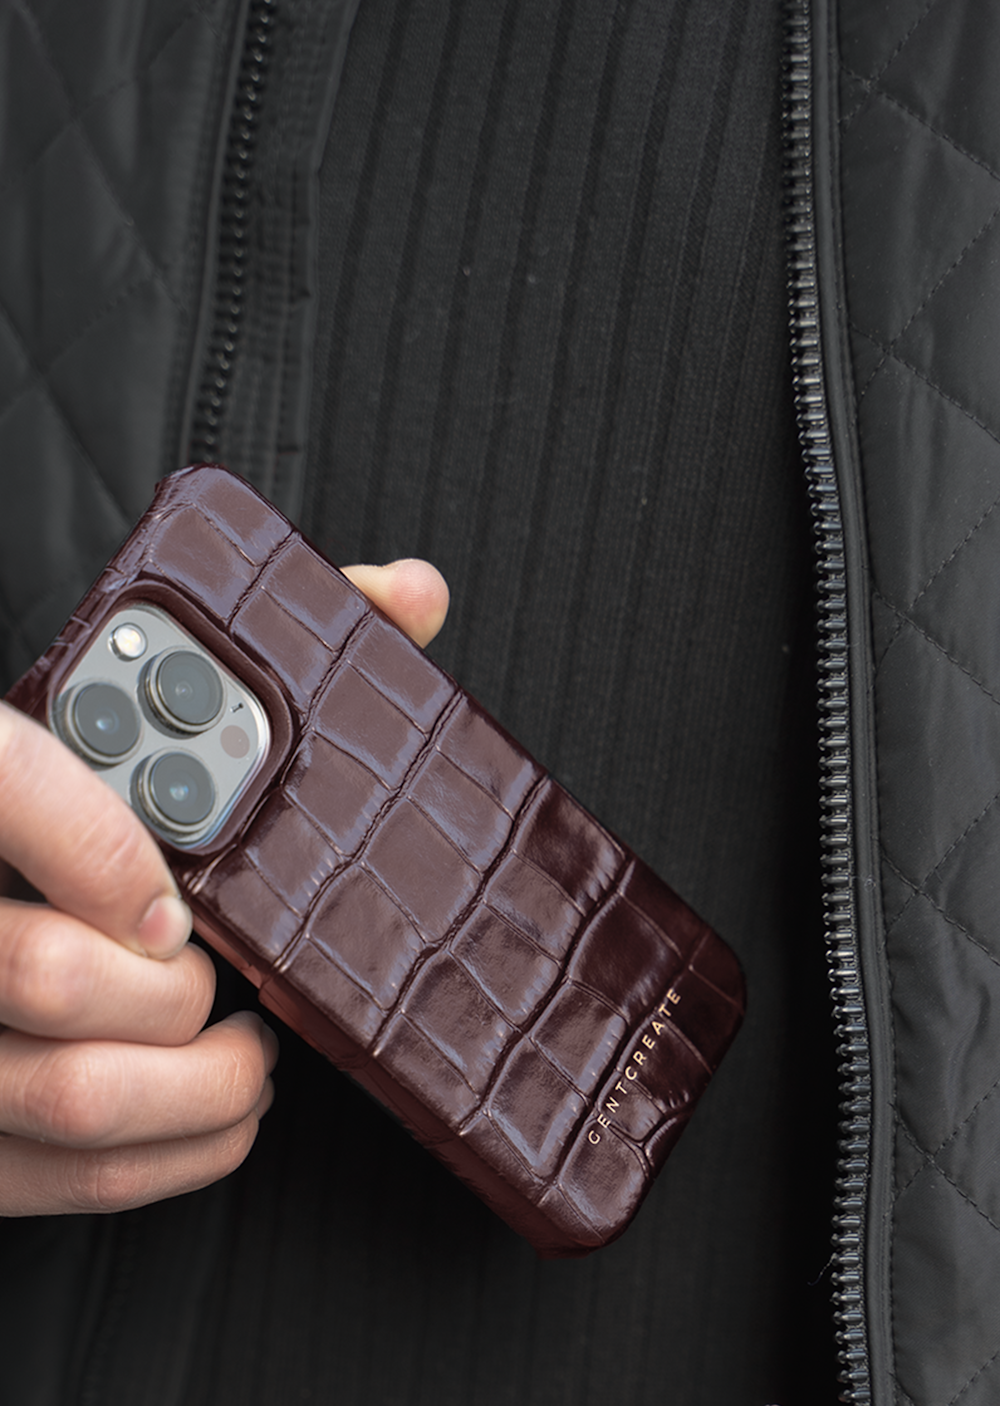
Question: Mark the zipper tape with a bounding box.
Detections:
[783,3,874,1400]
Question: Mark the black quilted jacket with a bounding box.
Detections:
[1,1,998,1402]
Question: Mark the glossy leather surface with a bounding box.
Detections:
[8,466,745,1255]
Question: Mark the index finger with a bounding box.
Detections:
[0,702,190,957]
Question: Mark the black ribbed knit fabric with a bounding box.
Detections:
[296,0,835,1399]
[2,3,839,1402]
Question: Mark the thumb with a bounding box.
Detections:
[341,559,450,648]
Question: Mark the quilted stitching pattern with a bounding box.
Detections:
[7,467,745,1255]
[838,2,1000,1399]
[0,0,238,690]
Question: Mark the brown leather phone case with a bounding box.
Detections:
[7,465,744,1257]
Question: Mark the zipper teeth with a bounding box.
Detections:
[783,5,872,1403]
[189,0,277,459]
[182,1,873,1390]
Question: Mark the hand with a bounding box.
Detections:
[0,558,449,1215]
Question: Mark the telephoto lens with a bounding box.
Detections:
[138,752,216,832]
[67,683,141,761]
[147,650,224,732]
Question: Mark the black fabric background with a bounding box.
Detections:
[292,0,838,1399]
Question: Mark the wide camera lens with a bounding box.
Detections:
[69,683,141,760]
[140,753,215,830]
[150,651,224,731]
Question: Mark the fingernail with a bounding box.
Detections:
[137,893,193,958]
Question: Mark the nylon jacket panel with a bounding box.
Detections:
[820,1,1000,1400]
[0,0,248,687]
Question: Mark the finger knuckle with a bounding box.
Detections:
[213,1115,259,1177]
[25,1046,119,1146]
[217,1038,266,1124]
[2,917,88,1027]
[62,1146,155,1212]
[62,1119,258,1212]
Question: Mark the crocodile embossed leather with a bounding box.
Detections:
[7,466,745,1256]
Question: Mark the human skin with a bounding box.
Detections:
[0,559,449,1215]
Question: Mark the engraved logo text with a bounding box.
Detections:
[586,987,680,1145]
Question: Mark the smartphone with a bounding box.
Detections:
[8,465,744,1257]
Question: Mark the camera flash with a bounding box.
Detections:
[110,623,147,660]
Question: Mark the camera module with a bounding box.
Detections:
[65,683,141,762]
[147,650,224,732]
[53,603,270,847]
[137,752,216,832]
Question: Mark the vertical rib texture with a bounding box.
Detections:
[72,4,840,1405]
[305,0,803,898]
[291,0,836,1401]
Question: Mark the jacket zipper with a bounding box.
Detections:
[185,0,876,1388]
[189,0,278,460]
[783,4,873,1401]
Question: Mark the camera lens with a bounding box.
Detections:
[139,752,215,831]
[68,683,141,760]
[149,651,224,732]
